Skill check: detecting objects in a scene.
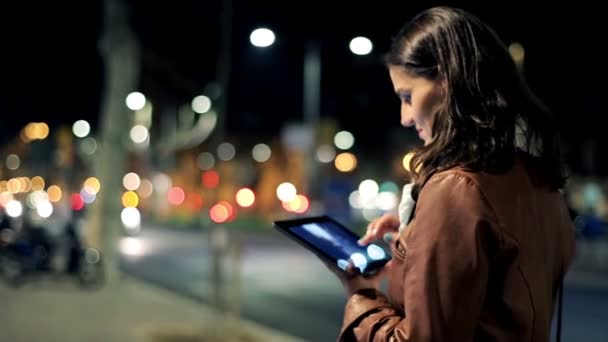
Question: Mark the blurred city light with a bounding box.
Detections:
[71,193,85,211]
[80,137,97,155]
[402,152,415,172]
[121,208,141,231]
[23,122,49,141]
[137,179,154,198]
[24,123,36,141]
[153,173,171,193]
[316,144,336,163]
[202,170,220,188]
[122,191,139,208]
[47,185,62,203]
[379,181,400,194]
[0,180,7,192]
[375,191,398,211]
[210,203,229,223]
[20,177,32,193]
[349,36,373,55]
[217,142,236,161]
[276,182,297,202]
[334,131,355,150]
[80,187,96,204]
[123,172,141,191]
[192,95,212,114]
[7,178,20,193]
[130,125,149,144]
[84,177,101,194]
[27,191,48,209]
[126,92,146,110]
[282,194,309,213]
[236,188,255,207]
[168,187,185,205]
[0,192,13,207]
[252,143,271,163]
[36,200,53,218]
[31,176,45,191]
[6,200,23,218]
[509,42,525,65]
[250,28,275,47]
[6,154,20,170]
[38,123,49,139]
[348,190,362,209]
[209,201,236,223]
[72,120,91,138]
[359,179,379,200]
[221,200,236,220]
[187,193,204,211]
[197,152,216,170]
[335,152,357,172]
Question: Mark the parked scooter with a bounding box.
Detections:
[0,219,104,288]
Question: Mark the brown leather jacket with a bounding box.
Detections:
[340,163,576,341]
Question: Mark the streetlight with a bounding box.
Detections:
[349,36,373,56]
[249,29,373,198]
[249,28,275,48]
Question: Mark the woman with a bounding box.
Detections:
[332,7,576,341]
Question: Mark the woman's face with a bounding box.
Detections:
[388,65,444,145]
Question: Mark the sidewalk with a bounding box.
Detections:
[565,239,608,290]
[0,275,305,342]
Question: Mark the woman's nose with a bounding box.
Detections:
[401,108,414,127]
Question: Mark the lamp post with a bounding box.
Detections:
[249,30,373,200]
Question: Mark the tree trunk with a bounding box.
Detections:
[86,0,140,286]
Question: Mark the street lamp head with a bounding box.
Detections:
[250,28,275,48]
[349,36,373,55]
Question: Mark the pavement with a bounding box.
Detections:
[0,273,306,342]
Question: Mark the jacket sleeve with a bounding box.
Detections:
[339,172,500,341]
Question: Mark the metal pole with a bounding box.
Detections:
[303,41,321,198]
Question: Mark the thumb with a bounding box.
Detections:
[383,232,397,244]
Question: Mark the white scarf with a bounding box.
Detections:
[398,182,415,231]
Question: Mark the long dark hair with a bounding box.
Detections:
[384,6,566,199]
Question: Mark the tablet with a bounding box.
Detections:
[273,215,391,276]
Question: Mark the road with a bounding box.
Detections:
[119,226,608,341]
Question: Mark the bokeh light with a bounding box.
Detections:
[126,92,146,110]
[202,170,220,188]
[335,152,357,172]
[334,131,355,150]
[72,120,91,138]
[349,36,373,55]
[31,176,45,191]
[84,177,101,194]
[236,188,255,207]
[122,191,140,208]
[276,182,297,202]
[168,187,185,205]
[47,185,62,203]
[192,95,212,114]
[252,144,271,162]
[250,28,275,47]
[123,172,141,191]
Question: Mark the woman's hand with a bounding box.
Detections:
[358,214,400,246]
[326,260,394,297]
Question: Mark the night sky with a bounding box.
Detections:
[0,1,605,174]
